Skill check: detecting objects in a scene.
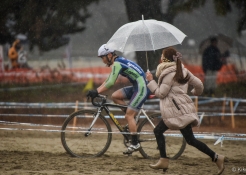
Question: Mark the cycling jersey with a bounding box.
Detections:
[104,56,150,111]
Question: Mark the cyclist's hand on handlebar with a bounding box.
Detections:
[86,89,98,99]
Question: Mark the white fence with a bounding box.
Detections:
[0,96,246,144]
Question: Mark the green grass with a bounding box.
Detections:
[1,81,246,103]
[0,83,87,102]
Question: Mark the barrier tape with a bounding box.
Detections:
[0,106,86,109]
[0,121,245,142]
[1,97,246,106]
[1,97,246,114]
[0,120,62,128]
[0,114,69,118]
[1,120,245,137]
[0,102,88,106]
[0,114,157,118]
[0,113,246,118]
[0,127,245,142]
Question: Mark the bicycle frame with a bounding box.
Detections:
[88,99,156,142]
[61,95,186,159]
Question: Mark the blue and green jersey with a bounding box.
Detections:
[104,56,147,88]
[104,56,150,110]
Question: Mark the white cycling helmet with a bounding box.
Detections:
[98,44,115,57]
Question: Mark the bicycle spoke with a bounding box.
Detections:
[61,110,112,158]
[138,113,186,160]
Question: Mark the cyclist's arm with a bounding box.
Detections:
[97,62,122,93]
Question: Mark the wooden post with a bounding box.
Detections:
[75,100,79,112]
[230,99,235,129]
[73,100,79,132]
[221,94,226,121]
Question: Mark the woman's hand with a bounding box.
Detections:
[146,71,153,82]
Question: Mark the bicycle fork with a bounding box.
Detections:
[84,107,103,137]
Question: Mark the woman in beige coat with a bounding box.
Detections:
[146,47,225,175]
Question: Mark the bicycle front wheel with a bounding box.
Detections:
[138,113,186,160]
[61,109,112,158]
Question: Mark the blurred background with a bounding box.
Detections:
[1,0,246,70]
[1,0,246,98]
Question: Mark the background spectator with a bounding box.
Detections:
[202,37,223,96]
[8,39,31,70]
[8,39,22,69]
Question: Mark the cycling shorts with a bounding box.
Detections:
[122,85,150,111]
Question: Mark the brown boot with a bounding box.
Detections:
[214,154,225,175]
[149,158,169,172]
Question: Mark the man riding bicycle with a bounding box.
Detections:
[87,44,150,154]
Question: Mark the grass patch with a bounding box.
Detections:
[1,81,246,103]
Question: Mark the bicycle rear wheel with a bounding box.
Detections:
[138,113,186,160]
[61,109,112,158]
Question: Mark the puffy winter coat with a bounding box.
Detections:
[147,65,203,129]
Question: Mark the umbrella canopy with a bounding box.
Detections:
[106,16,186,52]
[199,34,233,55]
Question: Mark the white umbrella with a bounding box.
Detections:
[106,15,186,70]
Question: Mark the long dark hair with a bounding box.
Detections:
[162,47,189,84]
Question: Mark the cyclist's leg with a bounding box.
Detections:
[123,84,150,154]
[125,108,138,141]
[111,90,125,105]
[128,79,150,111]
[112,86,138,132]
[180,124,215,160]
[111,87,131,113]
[128,83,150,144]
[127,83,148,130]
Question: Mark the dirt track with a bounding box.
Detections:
[0,129,245,175]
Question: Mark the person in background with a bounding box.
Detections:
[86,44,150,154]
[202,37,223,96]
[18,48,31,69]
[8,39,21,69]
[146,47,225,175]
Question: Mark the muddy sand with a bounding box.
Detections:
[0,128,245,175]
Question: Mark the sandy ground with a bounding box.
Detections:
[0,129,246,175]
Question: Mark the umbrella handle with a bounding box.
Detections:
[146,51,149,71]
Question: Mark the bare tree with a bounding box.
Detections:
[0,0,99,52]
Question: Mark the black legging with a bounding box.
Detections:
[154,120,215,161]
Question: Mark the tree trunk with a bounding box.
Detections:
[124,0,164,72]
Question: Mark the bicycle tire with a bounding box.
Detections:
[61,109,112,158]
[138,113,186,160]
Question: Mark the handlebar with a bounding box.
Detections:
[88,94,107,107]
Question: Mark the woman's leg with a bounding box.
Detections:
[153,120,169,158]
[180,124,215,161]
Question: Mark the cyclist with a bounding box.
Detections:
[87,44,150,154]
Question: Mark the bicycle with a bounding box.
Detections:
[61,94,186,159]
